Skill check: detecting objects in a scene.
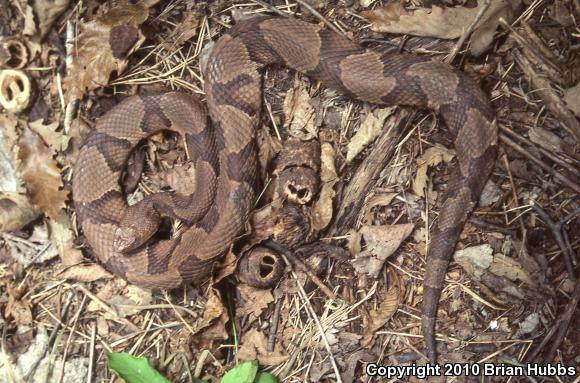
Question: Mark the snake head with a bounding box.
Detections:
[114,200,161,253]
[114,226,140,253]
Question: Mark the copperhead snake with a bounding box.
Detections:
[72,16,498,362]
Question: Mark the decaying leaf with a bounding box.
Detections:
[28,119,70,152]
[283,81,318,140]
[528,126,564,153]
[346,107,394,163]
[564,82,580,117]
[412,145,455,204]
[5,222,59,267]
[312,142,338,231]
[65,1,149,101]
[236,284,274,320]
[362,192,398,225]
[32,0,70,39]
[362,269,404,346]
[454,244,535,287]
[5,282,33,325]
[352,223,414,278]
[195,288,228,343]
[48,213,84,266]
[362,0,521,56]
[0,193,41,233]
[17,127,68,220]
[237,328,289,366]
[58,264,114,283]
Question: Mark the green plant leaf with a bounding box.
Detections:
[220,361,258,383]
[107,352,170,383]
[255,372,279,383]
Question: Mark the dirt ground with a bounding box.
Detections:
[0,0,579,382]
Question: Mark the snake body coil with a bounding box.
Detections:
[72,17,497,361]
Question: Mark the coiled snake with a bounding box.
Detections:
[72,16,498,361]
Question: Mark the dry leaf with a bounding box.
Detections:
[564,82,580,117]
[17,127,68,219]
[58,264,114,283]
[48,213,84,266]
[6,283,32,325]
[196,288,226,334]
[454,244,534,287]
[488,253,535,287]
[283,81,318,140]
[28,119,70,152]
[6,223,59,267]
[362,269,404,346]
[528,127,564,153]
[346,107,394,163]
[362,0,521,56]
[362,192,398,225]
[312,142,338,231]
[0,114,20,192]
[412,145,455,204]
[162,11,202,49]
[352,223,414,278]
[32,0,70,39]
[65,1,149,101]
[162,164,196,194]
[236,284,274,319]
[237,328,289,366]
[0,192,41,232]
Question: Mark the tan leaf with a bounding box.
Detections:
[196,288,226,333]
[0,192,41,233]
[564,82,580,117]
[312,142,338,231]
[32,0,70,39]
[352,223,414,278]
[488,253,535,287]
[17,127,68,219]
[362,192,398,225]
[528,126,564,153]
[362,269,404,346]
[6,283,33,325]
[48,213,84,266]
[28,119,70,152]
[65,1,149,101]
[412,145,455,204]
[346,107,394,163]
[58,264,114,283]
[283,82,318,140]
[237,328,289,366]
[362,0,521,56]
[236,284,274,319]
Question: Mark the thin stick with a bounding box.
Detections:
[280,253,343,383]
[267,298,283,352]
[499,133,580,194]
[445,0,491,64]
[294,0,345,37]
[264,240,337,300]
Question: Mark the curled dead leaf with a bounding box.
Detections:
[0,193,41,233]
[17,127,68,220]
[412,145,455,204]
[362,269,404,346]
[58,264,114,283]
[312,142,338,231]
[362,0,521,56]
[352,223,414,278]
[346,107,394,163]
[283,81,318,140]
[237,328,289,366]
[65,1,149,101]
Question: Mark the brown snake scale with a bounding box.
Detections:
[72,16,498,361]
